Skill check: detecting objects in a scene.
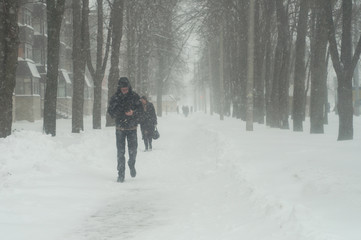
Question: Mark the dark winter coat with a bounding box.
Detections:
[140,102,157,138]
[107,84,142,130]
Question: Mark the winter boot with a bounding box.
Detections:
[130,166,136,178]
[117,176,124,182]
[117,172,125,182]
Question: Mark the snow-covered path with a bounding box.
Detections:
[1,113,361,240]
[67,115,251,240]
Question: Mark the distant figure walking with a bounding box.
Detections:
[182,105,189,117]
[140,96,157,151]
[108,77,142,183]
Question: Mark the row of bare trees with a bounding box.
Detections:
[68,0,185,131]
[0,0,186,137]
[193,0,361,140]
[3,0,359,140]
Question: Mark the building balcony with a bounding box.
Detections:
[33,33,47,49]
[18,24,34,44]
[33,2,46,16]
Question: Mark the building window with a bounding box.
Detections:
[25,43,32,59]
[18,44,25,58]
[15,78,24,94]
[67,85,72,97]
[23,8,32,26]
[23,78,32,95]
[15,77,32,95]
[33,17,41,33]
[33,78,40,95]
[33,48,42,64]
[58,81,66,98]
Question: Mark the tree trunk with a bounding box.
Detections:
[106,0,125,127]
[140,55,150,94]
[87,0,111,129]
[137,37,151,95]
[93,0,105,130]
[154,1,176,117]
[353,61,360,116]
[264,0,275,126]
[230,22,240,119]
[238,4,248,121]
[253,0,265,124]
[352,1,360,117]
[278,1,290,130]
[72,0,88,133]
[323,50,330,124]
[292,0,309,131]
[246,0,255,131]
[223,27,232,117]
[91,0,104,130]
[156,48,165,117]
[0,0,19,138]
[310,1,328,134]
[270,0,290,129]
[208,41,215,116]
[325,0,361,140]
[126,0,136,90]
[219,22,225,120]
[43,0,66,136]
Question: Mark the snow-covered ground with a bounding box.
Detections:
[1,112,360,240]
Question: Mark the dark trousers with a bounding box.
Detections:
[141,124,154,151]
[144,136,152,150]
[116,129,138,177]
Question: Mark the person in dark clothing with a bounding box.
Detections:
[182,105,189,117]
[139,96,157,151]
[108,77,142,182]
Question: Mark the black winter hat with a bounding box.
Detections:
[118,77,130,88]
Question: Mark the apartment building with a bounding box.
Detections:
[15,2,43,122]
[14,0,95,122]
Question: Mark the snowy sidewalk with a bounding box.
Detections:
[1,113,361,240]
[67,114,252,240]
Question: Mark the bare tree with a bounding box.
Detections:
[43,0,66,136]
[105,0,125,127]
[86,0,111,129]
[135,1,154,94]
[219,20,225,120]
[310,0,328,134]
[72,0,90,133]
[236,1,249,121]
[293,0,309,131]
[246,0,256,131]
[253,0,265,124]
[352,0,360,116]
[263,0,275,126]
[125,0,137,89]
[151,0,179,117]
[325,0,361,140]
[269,0,290,129]
[0,0,20,138]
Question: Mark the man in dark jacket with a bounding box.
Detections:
[108,77,142,182]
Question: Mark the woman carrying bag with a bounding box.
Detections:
[139,96,158,151]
